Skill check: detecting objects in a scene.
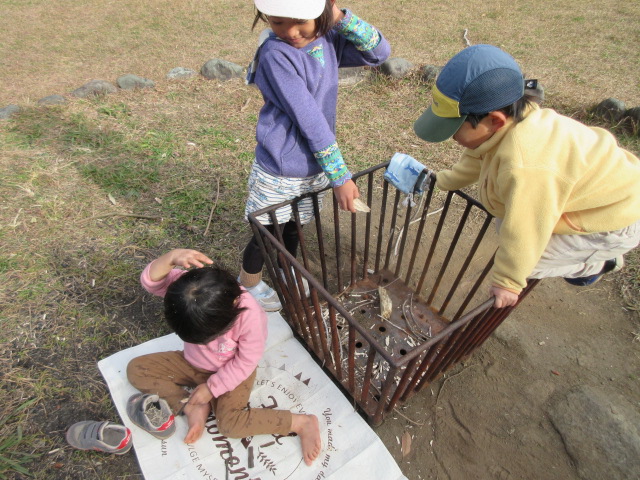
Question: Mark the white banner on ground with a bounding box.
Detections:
[98,312,407,480]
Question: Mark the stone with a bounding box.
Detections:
[71,80,117,98]
[547,385,640,480]
[338,66,368,86]
[421,64,440,83]
[116,74,155,90]
[200,59,244,81]
[380,57,414,78]
[593,98,626,123]
[0,104,20,119]
[623,106,640,135]
[167,67,197,79]
[38,94,67,106]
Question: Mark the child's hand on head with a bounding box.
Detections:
[169,249,214,269]
[333,179,359,213]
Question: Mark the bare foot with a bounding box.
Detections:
[183,402,211,444]
[291,414,321,466]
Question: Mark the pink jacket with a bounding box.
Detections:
[140,262,268,398]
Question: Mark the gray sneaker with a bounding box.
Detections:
[126,393,176,439]
[242,279,282,312]
[66,420,132,455]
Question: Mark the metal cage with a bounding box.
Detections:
[248,161,538,425]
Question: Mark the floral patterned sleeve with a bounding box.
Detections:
[314,142,352,187]
[334,9,381,52]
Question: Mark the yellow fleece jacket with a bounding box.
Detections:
[436,104,640,293]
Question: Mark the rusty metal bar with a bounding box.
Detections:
[416,191,453,294]
[427,201,473,306]
[383,190,401,271]
[362,172,374,280]
[312,194,329,291]
[393,199,413,278]
[360,344,377,408]
[373,365,399,425]
[348,324,356,393]
[328,305,343,381]
[438,213,493,316]
[404,176,436,285]
[375,180,390,273]
[387,357,419,412]
[333,198,343,293]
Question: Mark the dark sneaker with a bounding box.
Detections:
[126,393,176,439]
[564,256,624,286]
[66,420,132,455]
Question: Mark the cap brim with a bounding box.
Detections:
[254,0,325,20]
[413,107,467,143]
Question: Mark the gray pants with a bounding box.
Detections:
[497,219,640,280]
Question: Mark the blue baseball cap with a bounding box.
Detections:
[414,45,525,143]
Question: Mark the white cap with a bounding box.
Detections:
[254,0,326,20]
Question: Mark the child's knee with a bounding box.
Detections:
[216,410,245,438]
[126,356,148,387]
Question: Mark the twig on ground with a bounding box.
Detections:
[203,177,221,237]
[76,213,162,225]
[393,407,426,427]
[463,29,472,46]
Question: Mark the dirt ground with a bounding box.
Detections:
[377,275,639,480]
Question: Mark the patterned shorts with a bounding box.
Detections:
[244,161,330,225]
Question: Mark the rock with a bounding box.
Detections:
[167,67,197,79]
[200,59,244,81]
[421,64,440,83]
[593,98,626,123]
[547,385,640,480]
[0,104,20,119]
[38,94,67,106]
[71,80,117,98]
[116,74,155,90]
[380,57,414,78]
[623,106,640,135]
[338,66,368,86]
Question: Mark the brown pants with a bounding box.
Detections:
[126,351,292,438]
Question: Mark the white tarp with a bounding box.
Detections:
[98,312,407,480]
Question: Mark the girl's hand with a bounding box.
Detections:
[489,285,519,308]
[148,249,213,281]
[331,1,345,23]
[188,383,214,406]
[168,249,213,269]
[333,180,359,212]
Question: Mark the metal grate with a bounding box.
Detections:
[248,161,539,425]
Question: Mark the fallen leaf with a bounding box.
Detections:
[551,370,560,376]
[378,287,392,320]
[401,431,412,458]
[107,193,117,205]
[353,198,371,213]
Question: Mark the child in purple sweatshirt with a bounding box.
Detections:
[127,249,321,465]
[239,0,391,311]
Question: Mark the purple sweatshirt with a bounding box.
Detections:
[252,9,391,185]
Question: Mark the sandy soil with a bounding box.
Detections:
[376,274,639,480]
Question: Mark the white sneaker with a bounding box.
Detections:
[279,267,311,297]
[242,280,282,312]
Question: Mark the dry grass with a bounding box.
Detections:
[1,0,639,478]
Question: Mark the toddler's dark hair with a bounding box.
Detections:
[164,266,246,344]
[252,0,335,38]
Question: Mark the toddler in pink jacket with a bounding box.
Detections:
[126,249,321,466]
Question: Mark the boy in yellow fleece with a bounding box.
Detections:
[413,44,640,308]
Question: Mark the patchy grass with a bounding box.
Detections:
[1,0,639,478]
